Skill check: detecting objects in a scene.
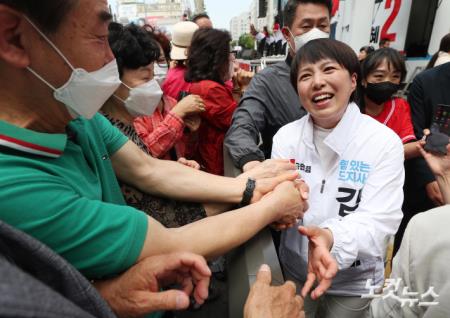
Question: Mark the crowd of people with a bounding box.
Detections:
[0,0,449,317]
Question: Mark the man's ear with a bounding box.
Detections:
[351,73,358,92]
[0,5,30,68]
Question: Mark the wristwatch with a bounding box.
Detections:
[239,178,256,207]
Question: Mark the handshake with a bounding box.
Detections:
[239,159,309,229]
[240,159,338,300]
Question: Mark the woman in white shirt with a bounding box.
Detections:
[271,38,404,318]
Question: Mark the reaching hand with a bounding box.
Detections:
[258,178,308,226]
[298,226,338,300]
[242,160,262,172]
[239,159,297,180]
[418,141,450,179]
[236,68,254,91]
[251,171,300,203]
[95,252,211,317]
[244,264,304,318]
[270,180,309,230]
[172,94,205,118]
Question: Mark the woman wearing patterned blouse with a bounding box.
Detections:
[100,22,207,227]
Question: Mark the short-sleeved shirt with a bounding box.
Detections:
[0,114,148,279]
[368,97,416,144]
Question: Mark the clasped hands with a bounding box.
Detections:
[242,159,338,299]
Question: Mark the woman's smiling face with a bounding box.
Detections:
[297,58,357,129]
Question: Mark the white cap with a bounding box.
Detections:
[170,21,199,60]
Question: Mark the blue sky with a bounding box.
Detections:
[108,0,252,30]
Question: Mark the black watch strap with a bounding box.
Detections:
[239,178,256,207]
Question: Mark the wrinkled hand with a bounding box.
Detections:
[271,180,309,230]
[251,171,299,204]
[244,264,304,318]
[95,252,211,318]
[172,94,205,118]
[298,226,338,300]
[178,157,201,170]
[425,180,445,206]
[243,160,262,172]
[239,159,297,180]
[184,115,201,132]
[236,68,254,91]
[261,178,308,225]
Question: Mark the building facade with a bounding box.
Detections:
[117,0,191,30]
[230,11,251,41]
[249,0,278,32]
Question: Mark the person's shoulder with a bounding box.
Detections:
[166,66,185,79]
[86,113,116,132]
[414,63,447,83]
[246,61,289,92]
[409,205,450,232]
[259,61,289,75]
[360,111,402,145]
[69,113,105,133]
[275,116,306,138]
[200,80,229,94]
[392,97,411,110]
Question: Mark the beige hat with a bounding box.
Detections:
[170,21,199,60]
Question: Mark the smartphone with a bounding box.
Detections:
[432,104,450,136]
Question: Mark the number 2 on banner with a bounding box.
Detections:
[381,0,401,42]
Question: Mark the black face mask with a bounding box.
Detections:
[364,81,400,105]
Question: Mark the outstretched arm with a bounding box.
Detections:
[138,178,308,261]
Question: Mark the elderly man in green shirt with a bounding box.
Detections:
[0,0,340,316]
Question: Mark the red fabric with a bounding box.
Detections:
[224,80,234,91]
[133,95,189,160]
[368,97,417,144]
[162,66,191,100]
[189,80,237,175]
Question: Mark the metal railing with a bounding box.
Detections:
[223,145,285,318]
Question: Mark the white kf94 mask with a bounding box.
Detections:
[25,16,121,119]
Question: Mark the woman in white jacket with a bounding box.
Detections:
[271,38,404,318]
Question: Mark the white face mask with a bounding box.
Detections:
[288,28,329,52]
[116,79,163,116]
[24,16,121,119]
[154,63,168,86]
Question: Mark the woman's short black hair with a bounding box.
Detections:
[108,22,161,77]
[290,38,361,102]
[185,28,231,84]
[361,48,407,82]
[359,45,375,55]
